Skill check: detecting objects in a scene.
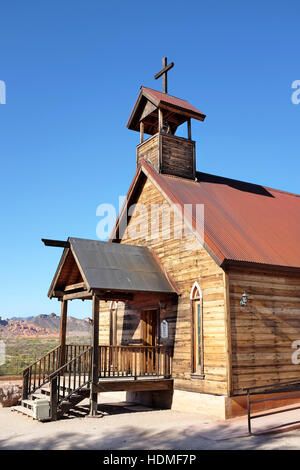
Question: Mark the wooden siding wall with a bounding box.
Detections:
[161,134,195,180]
[136,134,159,172]
[116,178,228,395]
[136,133,195,180]
[229,267,300,394]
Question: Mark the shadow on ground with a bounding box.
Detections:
[1,419,300,450]
[61,402,154,420]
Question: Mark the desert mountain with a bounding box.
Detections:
[0,313,91,338]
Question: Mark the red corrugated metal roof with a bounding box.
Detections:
[141,87,206,119]
[126,87,206,133]
[115,160,300,270]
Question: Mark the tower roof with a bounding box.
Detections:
[127,86,206,135]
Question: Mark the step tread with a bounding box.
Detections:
[31,393,50,400]
[12,405,35,418]
[22,399,35,407]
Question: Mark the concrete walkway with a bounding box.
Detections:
[1,392,300,450]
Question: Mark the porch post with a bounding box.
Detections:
[59,299,68,367]
[90,293,99,416]
[187,118,191,140]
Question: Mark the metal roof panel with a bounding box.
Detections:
[69,238,176,293]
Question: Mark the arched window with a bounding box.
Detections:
[190,282,204,375]
[109,301,118,346]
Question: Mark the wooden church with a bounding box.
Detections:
[18,59,300,421]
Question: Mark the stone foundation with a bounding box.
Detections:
[127,388,300,420]
[126,389,228,419]
[126,390,173,410]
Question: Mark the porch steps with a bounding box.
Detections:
[12,405,34,418]
[12,385,89,421]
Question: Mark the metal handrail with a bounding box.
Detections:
[22,345,61,373]
[244,379,300,435]
[49,347,93,420]
[49,347,92,379]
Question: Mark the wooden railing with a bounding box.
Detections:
[98,345,172,379]
[22,343,171,402]
[22,345,61,399]
[22,344,91,399]
[49,347,93,420]
[66,344,90,362]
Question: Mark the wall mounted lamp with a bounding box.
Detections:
[240,291,248,307]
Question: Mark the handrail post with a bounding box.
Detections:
[50,376,58,421]
[90,294,99,416]
[22,368,29,399]
[59,300,68,367]
[247,389,251,435]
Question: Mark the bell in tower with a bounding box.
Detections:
[127,58,206,180]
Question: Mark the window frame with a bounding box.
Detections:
[109,301,118,346]
[190,282,204,378]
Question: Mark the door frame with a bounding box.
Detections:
[141,308,159,346]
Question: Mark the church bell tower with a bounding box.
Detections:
[127,57,206,180]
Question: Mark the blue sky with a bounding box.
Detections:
[0,1,299,318]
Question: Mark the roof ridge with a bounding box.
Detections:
[141,86,191,103]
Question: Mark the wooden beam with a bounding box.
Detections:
[61,290,134,302]
[223,272,233,396]
[187,118,191,140]
[159,103,205,121]
[42,239,70,248]
[59,300,68,367]
[95,379,173,393]
[50,378,58,421]
[90,294,99,416]
[154,61,174,80]
[62,291,92,301]
[140,121,144,144]
[93,290,134,302]
[64,282,86,292]
[158,108,163,132]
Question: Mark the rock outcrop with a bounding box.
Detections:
[0,384,22,407]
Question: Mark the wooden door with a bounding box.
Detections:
[141,310,158,346]
[141,310,158,374]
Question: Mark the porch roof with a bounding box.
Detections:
[48,237,178,299]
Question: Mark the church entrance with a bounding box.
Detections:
[141,309,158,373]
[141,309,158,346]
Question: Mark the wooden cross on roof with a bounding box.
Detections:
[154,57,174,94]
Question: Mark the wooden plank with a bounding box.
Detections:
[50,378,58,421]
[140,121,144,144]
[90,294,99,416]
[96,379,173,393]
[42,239,69,248]
[223,272,233,396]
[187,118,191,140]
[63,291,92,301]
[64,282,86,292]
[59,300,68,367]
[228,266,300,393]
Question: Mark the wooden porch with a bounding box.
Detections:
[21,342,172,420]
[17,237,179,420]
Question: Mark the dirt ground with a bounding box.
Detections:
[1,392,300,450]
